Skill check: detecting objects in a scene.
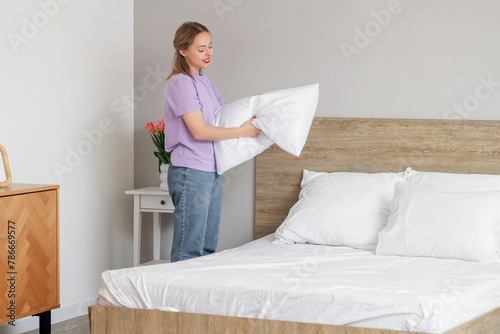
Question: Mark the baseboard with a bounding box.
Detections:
[0,298,96,334]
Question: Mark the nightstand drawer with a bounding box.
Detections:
[141,195,174,210]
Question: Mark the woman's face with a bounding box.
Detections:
[181,31,213,75]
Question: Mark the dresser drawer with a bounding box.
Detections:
[141,195,174,210]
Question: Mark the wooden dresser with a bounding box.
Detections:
[0,184,59,333]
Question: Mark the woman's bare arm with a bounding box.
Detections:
[182,110,261,141]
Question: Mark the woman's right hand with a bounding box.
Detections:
[239,116,262,138]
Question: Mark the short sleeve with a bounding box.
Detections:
[165,75,201,116]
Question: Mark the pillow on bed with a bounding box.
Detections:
[406,167,500,192]
[213,84,319,175]
[376,183,500,262]
[274,169,406,250]
[299,169,404,199]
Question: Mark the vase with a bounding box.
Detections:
[160,163,169,191]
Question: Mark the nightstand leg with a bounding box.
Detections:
[133,195,141,266]
[34,310,51,334]
[153,212,161,261]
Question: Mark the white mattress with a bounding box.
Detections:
[97,235,500,333]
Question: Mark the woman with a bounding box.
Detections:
[164,21,261,262]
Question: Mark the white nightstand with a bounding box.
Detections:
[125,187,174,266]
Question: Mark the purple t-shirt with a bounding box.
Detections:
[164,73,223,172]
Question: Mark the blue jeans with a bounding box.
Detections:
[167,165,223,262]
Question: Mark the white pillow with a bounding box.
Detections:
[274,169,406,250]
[406,167,500,192]
[213,84,319,175]
[212,97,274,174]
[251,83,319,156]
[300,169,404,199]
[376,183,500,262]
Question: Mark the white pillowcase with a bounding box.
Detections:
[213,84,319,175]
[376,183,500,262]
[299,169,403,199]
[251,83,319,156]
[406,167,500,192]
[274,169,405,250]
[212,98,274,174]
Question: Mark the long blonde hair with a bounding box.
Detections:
[167,22,210,81]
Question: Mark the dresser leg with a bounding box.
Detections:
[34,310,51,334]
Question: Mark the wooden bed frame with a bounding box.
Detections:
[89,117,500,333]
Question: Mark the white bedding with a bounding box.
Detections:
[97,235,500,333]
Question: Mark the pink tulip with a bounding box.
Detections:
[153,122,161,133]
[144,122,155,133]
[156,117,165,131]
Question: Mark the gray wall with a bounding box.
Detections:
[134,0,500,260]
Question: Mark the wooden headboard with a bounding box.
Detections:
[255,117,500,239]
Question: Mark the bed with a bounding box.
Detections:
[89,117,500,334]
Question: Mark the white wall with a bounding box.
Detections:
[134,0,500,260]
[0,1,133,332]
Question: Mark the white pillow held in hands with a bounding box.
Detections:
[251,83,319,156]
[213,83,319,175]
[212,97,274,175]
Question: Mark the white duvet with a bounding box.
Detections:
[97,235,500,333]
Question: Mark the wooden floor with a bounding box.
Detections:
[21,315,89,334]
